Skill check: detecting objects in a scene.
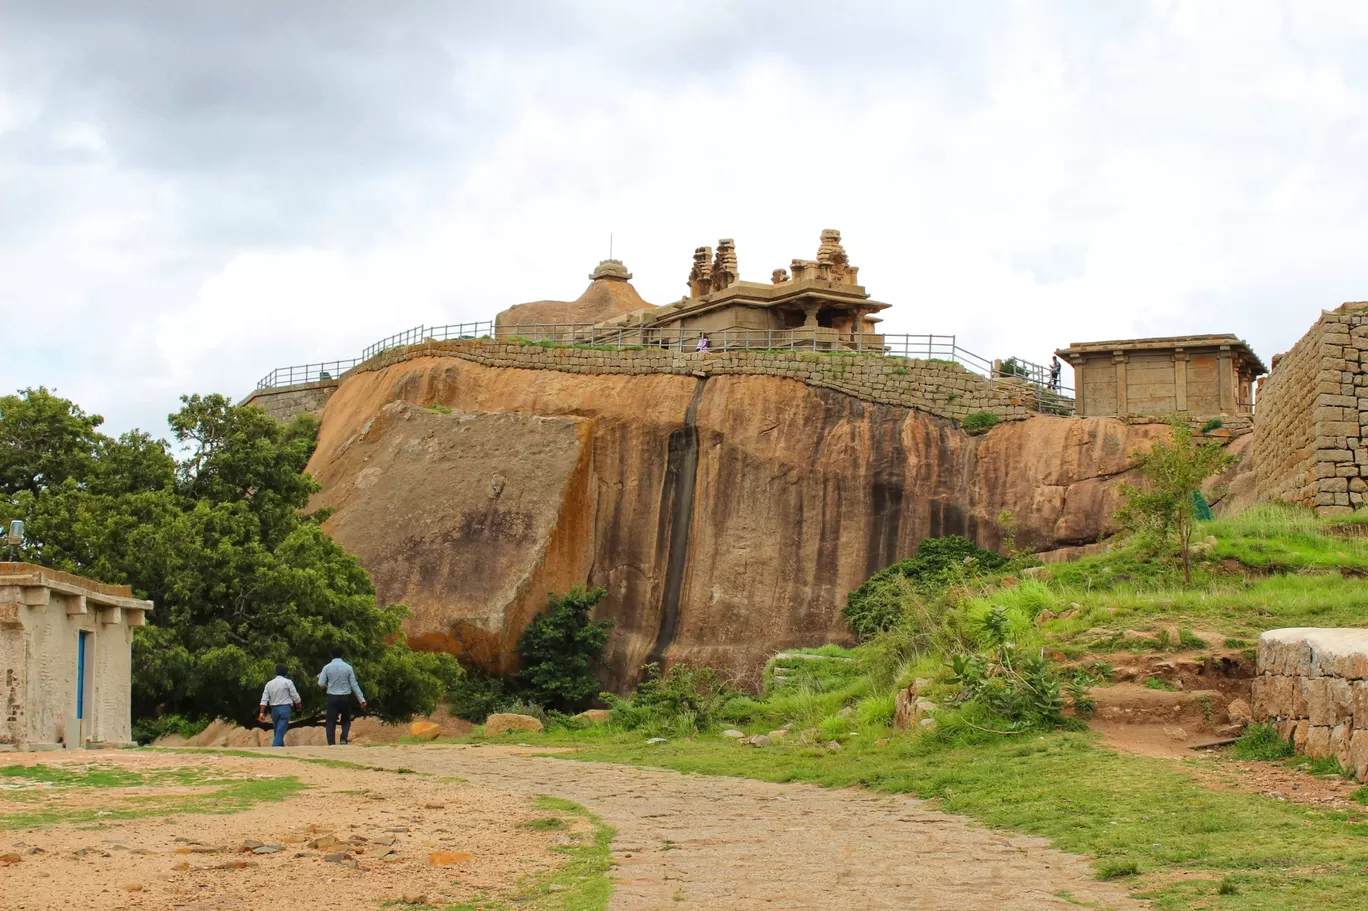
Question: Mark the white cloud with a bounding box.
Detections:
[2,0,1367,429]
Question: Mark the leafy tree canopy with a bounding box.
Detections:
[515,586,613,712]
[0,388,460,735]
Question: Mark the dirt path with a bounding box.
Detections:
[285,744,1146,910]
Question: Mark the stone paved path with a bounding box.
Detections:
[285,745,1144,910]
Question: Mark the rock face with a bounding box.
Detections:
[495,264,654,331]
[307,356,1179,689]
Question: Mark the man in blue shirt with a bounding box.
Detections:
[317,645,368,745]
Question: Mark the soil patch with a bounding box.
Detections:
[0,749,577,911]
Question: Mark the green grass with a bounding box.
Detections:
[483,503,1368,910]
[1000,508,1368,652]
[0,762,303,829]
[1232,725,1297,762]
[521,816,568,831]
[535,730,1368,910]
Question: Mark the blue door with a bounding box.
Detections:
[76,631,90,720]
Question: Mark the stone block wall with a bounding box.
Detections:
[341,339,1040,423]
[1254,304,1368,514]
[239,380,339,423]
[1252,628,1368,778]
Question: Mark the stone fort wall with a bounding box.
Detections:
[238,380,339,423]
[1253,628,1368,779]
[264,338,1043,424]
[1254,304,1368,514]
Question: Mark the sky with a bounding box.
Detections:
[3,0,1367,436]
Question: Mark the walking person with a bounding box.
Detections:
[317,645,367,746]
[258,663,302,748]
[1049,356,1062,393]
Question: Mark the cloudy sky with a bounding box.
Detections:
[3,1,1366,435]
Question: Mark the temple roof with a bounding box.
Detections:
[1056,334,1267,373]
[588,259,632,281]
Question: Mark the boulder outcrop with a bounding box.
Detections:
[495,260,655,331]
[307,356,1182,688]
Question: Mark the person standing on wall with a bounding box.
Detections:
[317,645,367,745]
[258,663,302,748]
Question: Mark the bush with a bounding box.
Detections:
[855,692,897,728]
[496,698,549,724]
[131,714,209,746]
[998,358,1030,379]
[844,536,1006,638]
[515,586,613,712]
[605,662,736,735]
[946,605,1075,732]
[961,411,999,435]
[1233,723,1296,761]
[446,671,508,722]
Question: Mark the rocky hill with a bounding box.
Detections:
[304,353,1246,689]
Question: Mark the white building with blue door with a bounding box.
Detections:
[0,563,152,750]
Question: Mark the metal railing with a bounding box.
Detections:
[252,319,1076,414]
[255,359,365,390]
[359,321,496,360]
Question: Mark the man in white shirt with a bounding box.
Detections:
[258,664,302,747]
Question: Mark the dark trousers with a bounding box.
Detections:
[325,694,353,745]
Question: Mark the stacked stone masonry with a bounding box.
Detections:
[336,339,1039,423]
[1254,304,1368,514]
[1252,628,1368,779]
[238,380,339,422]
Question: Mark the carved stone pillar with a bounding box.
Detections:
[1217,344,1235,413]
[1074,359,1087,415]
[1113,351,1128,415]
[1173,348,1188,413]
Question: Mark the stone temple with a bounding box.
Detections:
[499,229,891,352]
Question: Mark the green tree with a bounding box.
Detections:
[1117,416,1238,584]
[0,387,104,496]
[515,587,613,712]
[0,387,462,732]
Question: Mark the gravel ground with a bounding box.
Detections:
[0,749,577,911]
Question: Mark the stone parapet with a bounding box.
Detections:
[341,339,1040,423]
[239,380,339,423]
[1252,628,1368,778]
[1254,304,1368,514]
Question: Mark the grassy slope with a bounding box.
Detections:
[1031,506,1368,650]
[483,505,1368,911]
